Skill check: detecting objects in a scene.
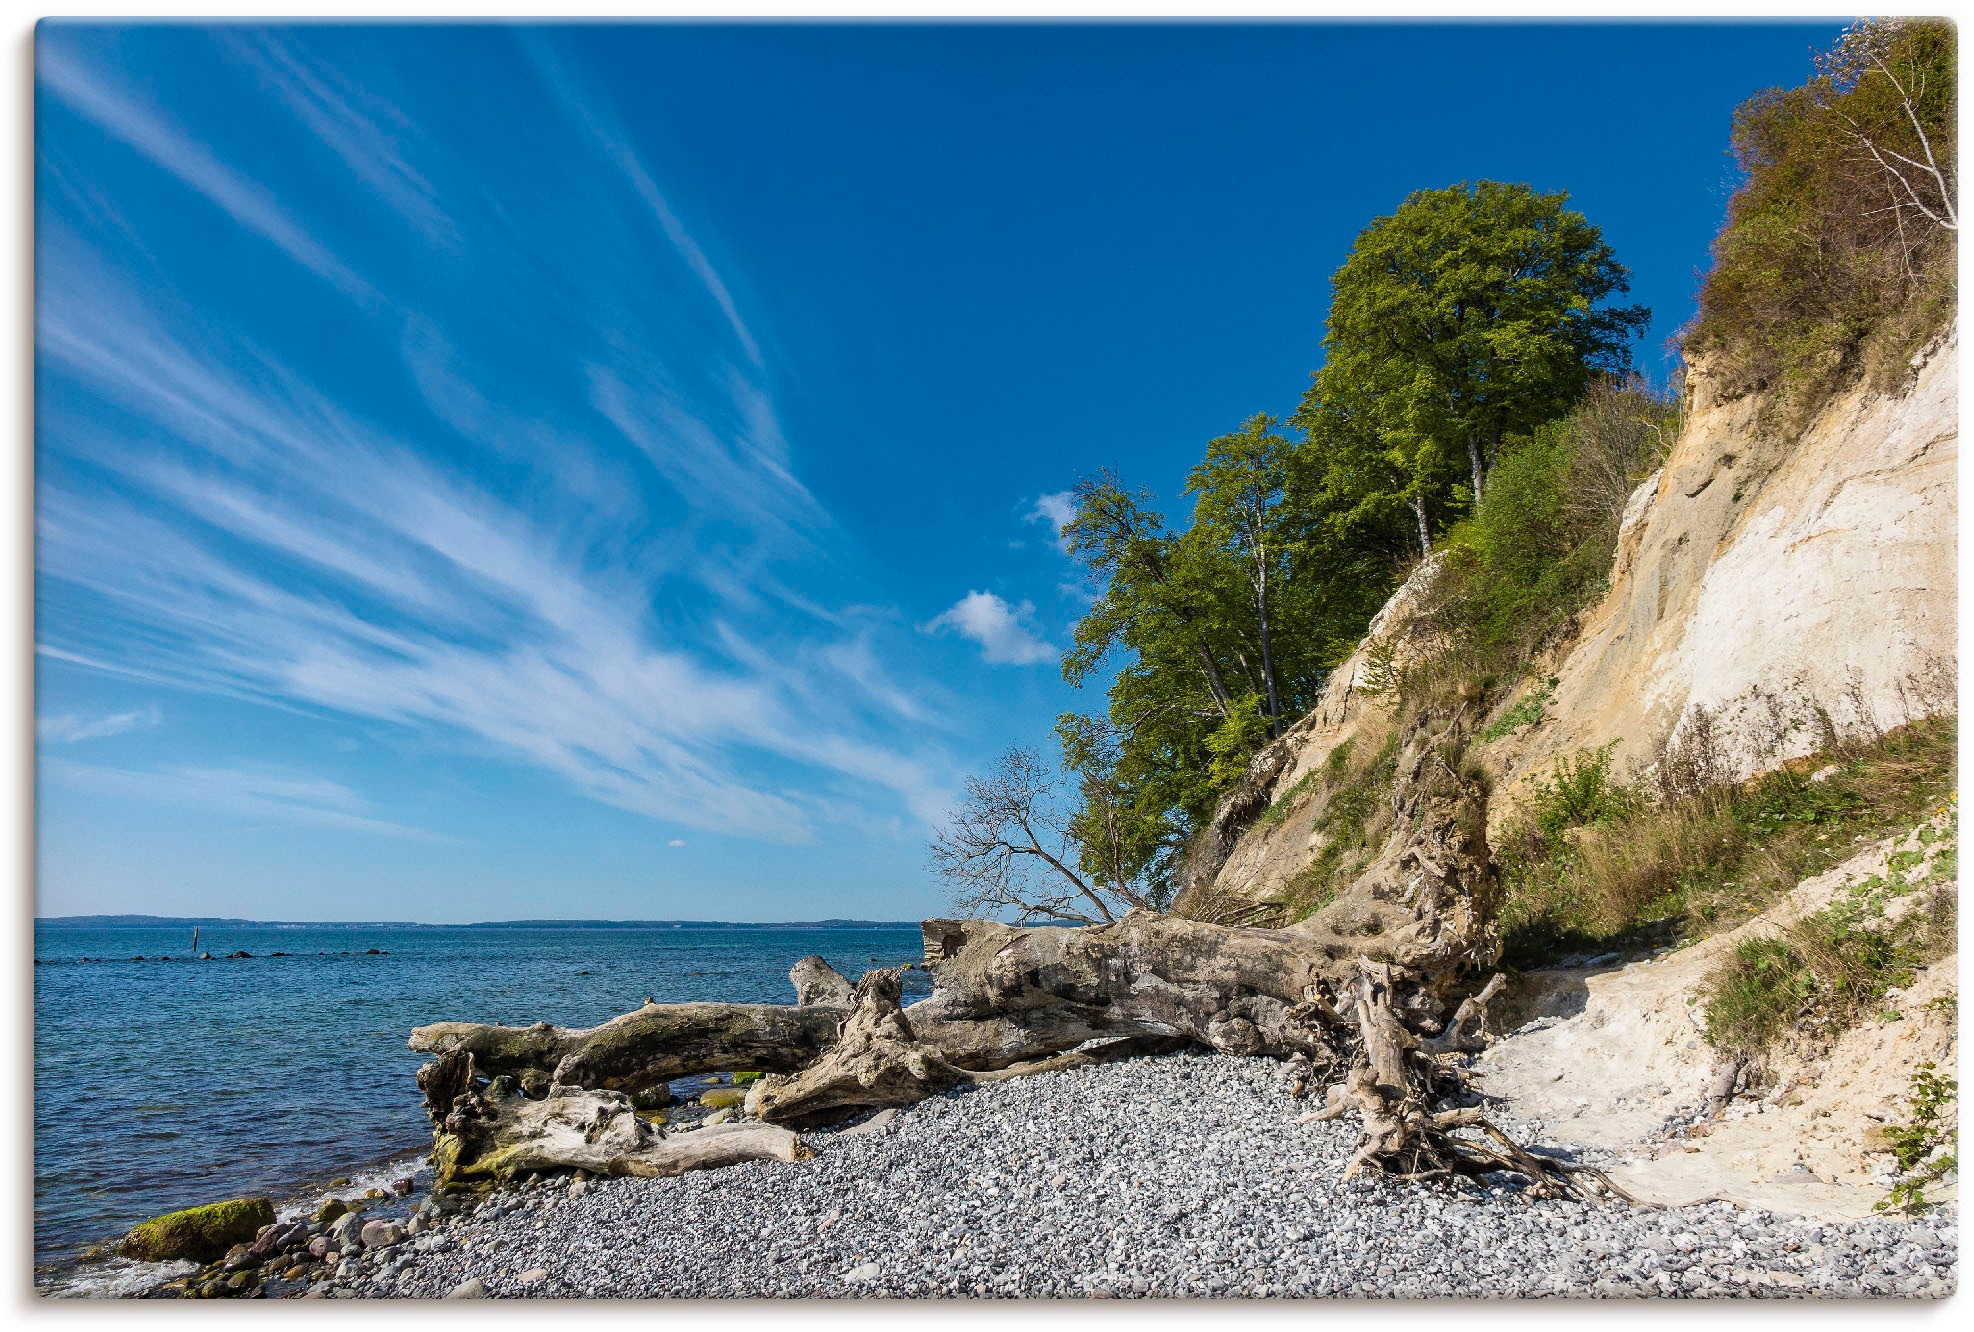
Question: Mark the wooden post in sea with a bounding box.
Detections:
[192,926,199,957]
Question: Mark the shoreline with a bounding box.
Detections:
[40,1149,435,1299]
[110,1052,1960,1300]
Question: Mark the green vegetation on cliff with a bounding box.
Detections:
[931,19,1956,926]
[1030,183,1650,915]
[1687,18,1956,422]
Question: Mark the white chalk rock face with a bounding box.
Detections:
[1510,324,1957,797]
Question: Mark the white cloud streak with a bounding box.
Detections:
[38,705,162,745]
[33,30,958,843]
[522,34,764,368]
[222,31,456,245]
[34,328,934,838]
[36,43,378,304]
[921,591,1056,667]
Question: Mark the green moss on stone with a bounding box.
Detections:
[119,1197,275,1263]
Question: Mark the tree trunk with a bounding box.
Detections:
[409,998,847,1097]
[416,1048,811,1186]
[1253,549,1283,739]
[1192,645,1235,719]
[1467,435,1486,507]
[1413,495,1432,556]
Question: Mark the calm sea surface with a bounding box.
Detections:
[33,922,928,1291]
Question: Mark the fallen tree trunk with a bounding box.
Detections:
[405,709,1624,1202]
[409,998,846,1096]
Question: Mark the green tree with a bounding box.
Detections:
[1299,180,1650,552]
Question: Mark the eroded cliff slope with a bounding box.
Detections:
[1186,326,1957,915]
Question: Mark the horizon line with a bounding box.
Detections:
[34,913,932,929]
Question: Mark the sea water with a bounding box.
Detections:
[32,921,928,1292]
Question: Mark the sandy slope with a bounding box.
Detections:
[1476,818,1958,1219]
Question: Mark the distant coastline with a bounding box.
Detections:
[35,915,924,930]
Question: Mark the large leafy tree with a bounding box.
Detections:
[933,183,1650,914]
[1299,180,1649,552]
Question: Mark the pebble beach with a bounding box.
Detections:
[246,1053,1957,1301]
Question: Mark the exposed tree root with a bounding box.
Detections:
[1299,961,1632,1203]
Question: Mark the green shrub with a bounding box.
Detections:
[1877,1062,1959,1214]
[1698,809,1956,1063]
[1530,745,1633,840]
[1703,935,1815,1055]
[1498,715,1956,968]
[1481,683,1553,743]
[1687,19,1956,421]
[1389,380,1677,716]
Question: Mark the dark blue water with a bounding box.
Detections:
[33,922,927,1290]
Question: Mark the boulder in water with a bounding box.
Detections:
[119,1197,275,1263]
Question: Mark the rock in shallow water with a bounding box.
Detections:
[118,1198,275,1263]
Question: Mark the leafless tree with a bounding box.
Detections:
[1818,20,1957,287]
[1558,375,1682,533]
[927,746,1149,925]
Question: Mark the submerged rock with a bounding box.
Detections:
[119,1197,276,1263]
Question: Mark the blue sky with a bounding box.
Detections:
[35,21,1844,923]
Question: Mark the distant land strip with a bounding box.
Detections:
[34,915,924,930]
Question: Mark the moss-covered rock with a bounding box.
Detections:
[119,1198,275,1263]
[312,1198,348,1225]
[430,1134,466,1189]
[698,1087,747,1109]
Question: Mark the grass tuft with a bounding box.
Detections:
[1498,715,1955,968]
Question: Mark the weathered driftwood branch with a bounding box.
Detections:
[417,1048,809,1186]
[1297,960,1629,1202]
[409,998,846,1095]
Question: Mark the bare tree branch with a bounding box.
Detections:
[927,747,1127,925]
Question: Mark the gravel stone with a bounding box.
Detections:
[349,1054,1956,1300]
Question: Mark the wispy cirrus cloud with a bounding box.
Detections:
[41,757,452,841]
[34,32,955,842]
[38,704,162,745]
[922,591,1056,667]
[36,41,378,304]
[220,30,456,245]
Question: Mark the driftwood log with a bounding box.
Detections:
[417,1049,808,1185]
[408,710,1628,1202]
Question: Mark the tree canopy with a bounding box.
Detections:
[1297,180,1649,552]
[930,179,1654,916]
